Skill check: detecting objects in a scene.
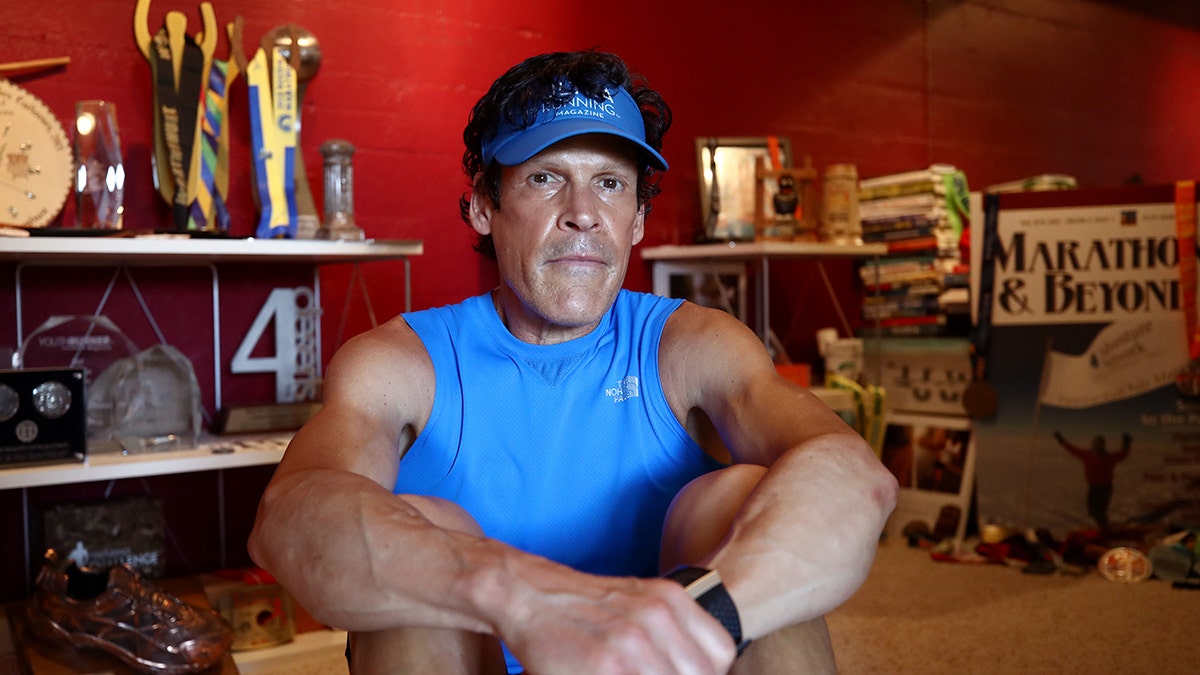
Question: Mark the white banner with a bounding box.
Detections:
[1038,317,1188,408]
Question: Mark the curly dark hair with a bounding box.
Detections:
[458,50,672,259]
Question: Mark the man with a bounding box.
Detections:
[1053,431,1132,530]
[249,50,897,674]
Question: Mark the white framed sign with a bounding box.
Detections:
[651,261,747,324]
[880,413,976,550]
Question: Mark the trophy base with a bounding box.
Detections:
[317,225,365,241]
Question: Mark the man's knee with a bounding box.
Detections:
[732,616,836,675]
[348,627,507,675]
[344,498,503,673]
[404,495,485,536]
[661,464,768,570]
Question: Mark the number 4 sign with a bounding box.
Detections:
[232,287,322,402]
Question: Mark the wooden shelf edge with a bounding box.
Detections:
[640,241,887,261]
[0,433,289,490]
[0,237,423,265]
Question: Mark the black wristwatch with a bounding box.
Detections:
[663,566,752,655]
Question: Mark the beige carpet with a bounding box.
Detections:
[826,542,1197,674]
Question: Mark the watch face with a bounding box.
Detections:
[0,78,73,228]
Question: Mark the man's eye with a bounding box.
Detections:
[600,177,622,190]
[530,172,551,184]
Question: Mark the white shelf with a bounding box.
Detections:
[641,241,886,261]
[0,433,289,490]
[641,241,885,347]
[0,235,423,265]
[1,236,422,489]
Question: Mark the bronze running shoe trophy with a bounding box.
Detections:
[26,549,234,673]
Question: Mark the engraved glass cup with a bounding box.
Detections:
[74,100,124,229]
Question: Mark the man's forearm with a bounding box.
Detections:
[704,433,897,640]
[248,468,509,635]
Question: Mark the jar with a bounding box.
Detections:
[821,164,861,245]
[319,139,364,240]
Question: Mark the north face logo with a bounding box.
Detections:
[605,376,639,403]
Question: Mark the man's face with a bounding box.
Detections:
[471,134,645,343]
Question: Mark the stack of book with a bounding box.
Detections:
[856,164,971,337]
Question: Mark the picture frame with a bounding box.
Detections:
[695,136,792,242]
[880,413,976,550]
[651,261,747,324]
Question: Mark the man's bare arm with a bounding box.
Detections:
[660,303,899,641]
[248,318,737,672]
[248,318,509,632]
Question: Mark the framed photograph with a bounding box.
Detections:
[695,136,791,241]
[651,261,747,324]
[880,413,976,549]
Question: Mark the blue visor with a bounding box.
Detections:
[481,85,668,171]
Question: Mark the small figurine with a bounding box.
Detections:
[773,174,799,219]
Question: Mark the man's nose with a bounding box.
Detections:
[558,185,601,231]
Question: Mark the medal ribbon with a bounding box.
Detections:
[143,36,174,205]
[153,30,204,230]
[246,48,297,238]
[970,193,1002,385]
[175,38,204,229]
[1175,180,1198,360]
[247,49,277,235]
[273,48,299,237]
[153,31,187,228]
[187,60,223,230]
[213,49,241,232]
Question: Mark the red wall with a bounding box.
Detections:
[2,0,1199,598]
[5,0,1200,361]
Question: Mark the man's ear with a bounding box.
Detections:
[631,205,646,246]
[469,173,493,236]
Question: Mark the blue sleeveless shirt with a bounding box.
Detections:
[396,289,723,577]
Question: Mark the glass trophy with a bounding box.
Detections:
[17,315,138,446]
[74,100,125,229]
[318,139,365,240]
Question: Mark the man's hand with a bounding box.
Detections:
[500,575,737,675]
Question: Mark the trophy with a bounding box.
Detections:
[74,100,125,230]
[319,139,364,241]
[261,25,322,238]
[132,0,245,232]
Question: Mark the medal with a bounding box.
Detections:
[962,380,998,419]
[1097,547,1152,583]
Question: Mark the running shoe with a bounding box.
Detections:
[26,549,234,673]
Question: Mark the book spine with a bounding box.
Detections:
[858,193,940,217]
[861,214,944,232]
[885,236,941,254]
[862,297,941,319]
[858,163,958,190]
[862,225,936,242]
[855,322,949,338]
[859,179,943,201]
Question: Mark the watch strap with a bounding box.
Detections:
[664,566,751,655]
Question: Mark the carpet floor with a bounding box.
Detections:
[826,541,1197,674]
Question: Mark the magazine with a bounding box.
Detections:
[971,184,1200,537]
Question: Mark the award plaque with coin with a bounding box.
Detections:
[0,368,86,466]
